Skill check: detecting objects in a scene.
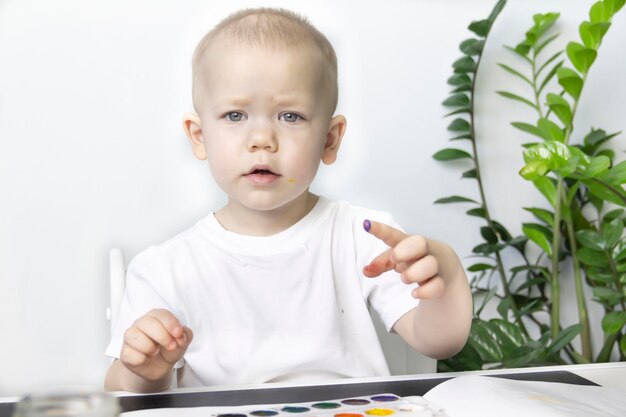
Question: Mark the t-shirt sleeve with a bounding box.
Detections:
[104,248,185,368]
[352,209,419,332]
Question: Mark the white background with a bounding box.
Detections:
[1,0,625,396]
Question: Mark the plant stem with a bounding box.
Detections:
[531,51,545,119]
[550,177,563,339]
[470,47,529,337]
[562,198,592,360]
[551,69,593,356]
[606,251,626,312]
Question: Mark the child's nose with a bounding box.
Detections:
[247,124,278,152]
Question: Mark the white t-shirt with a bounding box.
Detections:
[105,197,418,387]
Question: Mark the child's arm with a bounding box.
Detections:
[104,309,193,392]
[363,220,472,359]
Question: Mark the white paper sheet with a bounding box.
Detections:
[423,375,626,417]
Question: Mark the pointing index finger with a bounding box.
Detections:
[364,219,407,248]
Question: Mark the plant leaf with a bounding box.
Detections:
[533,12,560,40]
[504,45,532,62]
[497,91,538,110]
[467,207,487,219]
[593,287,623,306]
[566,41,597,73]
[582,155,611,178]
[537,118,565,142]
[535,34,561,57]
[602,217,624,247]
[524,207,554,226]
[580,21,611,49]
[447,73,472,86]
[576,247,609,267]
[606,0,626,14]
[468,19,491,37]
[590,1,611,23]
[538,59,564,94]
[546,93,573,125]
[522,223,553,255]
[583,128,620,149]
[468,320,503,362]
[434,195,479,204]
[533,176,558,207]
[601,311,626,334]
[585,179,626,206]
[460,38,485,55]
[487,0,507,23]
[462,168,478,179]
[537,51,563,77]
[545,324,582,357]
[452,84,472,93]
[498,63,532,86]
[520,160,549,180]
[453,56,476,73]
[502,338,548,368]
[481,226,498,244]
[442,93,471,107]
[523,141,575,176]
[447,118,471,132]
[557,67,584,99]
[492,221,513,242]
[472,242,505,255]
[604,208,625,222]
[575,229,606,251]
[605,160,626,185]
[490,318,529,353]
[467,263,496,272]
[449,133,473,140]
[433,148,472,161]
[511,122,544,139]
[445,108,472,117]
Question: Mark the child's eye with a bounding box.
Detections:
[225,112,246,122]
[279,113,302,123]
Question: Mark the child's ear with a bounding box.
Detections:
[322,115,347,165]
[182,113,207,160]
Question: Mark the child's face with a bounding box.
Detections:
[186,42,344,214]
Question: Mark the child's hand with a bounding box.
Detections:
[120,309,193,382]
[363,219,445,299]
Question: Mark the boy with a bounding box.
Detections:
[104,8,472,393]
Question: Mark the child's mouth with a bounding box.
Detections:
[245,167,280,185]
[251,169,273,175]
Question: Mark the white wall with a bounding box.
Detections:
[1,0,624,396]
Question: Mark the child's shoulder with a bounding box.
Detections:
[130,214,214,266]
[328,198,395,224]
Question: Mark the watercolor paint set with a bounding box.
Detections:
[205,394,449,417]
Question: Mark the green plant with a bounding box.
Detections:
[434,0,626,371]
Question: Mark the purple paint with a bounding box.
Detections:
[370,395,399,402]
[363,219,371,232]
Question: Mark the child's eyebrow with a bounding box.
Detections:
[222,97,252,106]
[272,95,311,107]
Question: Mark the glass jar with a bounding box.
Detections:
[13,391,120,417]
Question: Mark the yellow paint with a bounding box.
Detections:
[365,409,394,416]
[287,178,297,183]
[527,395,563,404]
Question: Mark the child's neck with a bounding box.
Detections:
[215,192,319,236]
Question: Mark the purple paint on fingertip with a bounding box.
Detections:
[363,219,371,232]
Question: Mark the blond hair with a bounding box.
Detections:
[191,8,338,113]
